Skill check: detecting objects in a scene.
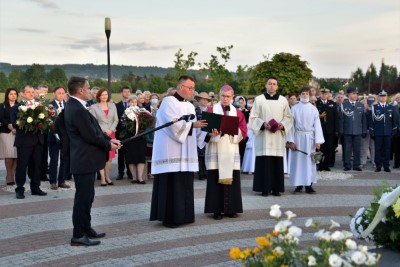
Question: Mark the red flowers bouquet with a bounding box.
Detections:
[120,106,154,138]
[16,95,57,134]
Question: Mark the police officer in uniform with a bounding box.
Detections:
[370,90,399,172]
[337,87,367,171]
[316,88,337,170]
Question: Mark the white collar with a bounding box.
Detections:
[70,96,87,108]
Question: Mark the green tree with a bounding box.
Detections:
[47,67,68,88]
[173,48,198,80]
[234,65,250,94]
[0,72,10,92]
[147,75,169,93]
[8,69,26,89]
[350,67,365,91]
[24,64,46,86]
[249,53,312,95]
[199,45,234,91]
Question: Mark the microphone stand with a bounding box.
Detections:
[120,116,189,145]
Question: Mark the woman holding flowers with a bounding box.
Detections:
[0,88,19,185]
[121,95,149,184]
[90,88,118,186]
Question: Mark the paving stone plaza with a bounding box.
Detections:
[0,150,399,266]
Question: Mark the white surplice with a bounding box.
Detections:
[151,96,204,174]
[241,127,255,173]
[287,102,325,186]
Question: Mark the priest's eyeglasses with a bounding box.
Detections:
[181,84,195,91]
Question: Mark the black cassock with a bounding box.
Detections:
[253,156,285,194]
[150,172,195,225]
[204,170,243,215]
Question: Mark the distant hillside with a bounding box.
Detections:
[0,63,176,80]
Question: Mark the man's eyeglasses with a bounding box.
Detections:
[181,84,195,91]
[220,94,233,98]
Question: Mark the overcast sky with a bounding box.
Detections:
[0,0,399,78]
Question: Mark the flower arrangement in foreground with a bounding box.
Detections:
[350,182,400,251]
[230,204,380,266]
[119,106,154,138]
[16,95,57,134]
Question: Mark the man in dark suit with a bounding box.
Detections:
[316,88,337,171]
[48,86,70,190]
[115,86,133,180]
[11,85,47,199]
[64,77,121,246]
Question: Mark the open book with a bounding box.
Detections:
[201,111,239,136]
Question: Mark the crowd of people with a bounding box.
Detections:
[0,75,399,245]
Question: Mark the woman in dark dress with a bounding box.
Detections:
[124,95,147,184]
[0,88,18,185]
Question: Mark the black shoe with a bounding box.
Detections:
[294,186,303,193]
[384,168,391,173]
[31,190,47,196]
[305,186,316,194]
[87,228,106,239]
[353,167,362,171]
[40,176,49,182]
[162,222,178,228]
[272,192,281,197]
[375,167,381,172]
[213,213,223,220]
[261,192,269,197]
[16,192,25,199]
[116,174,124,180]
[226,214,238,218]
[71,235,101,246]
[138,180,146,184]
[323,167,331,171]
[344,167,351,171]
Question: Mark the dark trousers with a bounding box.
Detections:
[48,141,65,185]
[320,134,336,167]
[374,136,391,169]
[117,145,132,178]
[72,172,96,238]
[392,135,400,167]
[15,144,43,193]
[41,138,48,179]
[198,156,207,179]
[253,156,284,194]
[343,134,361,169]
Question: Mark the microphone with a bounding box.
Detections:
[224,105,230,115]
[179,114,195,122]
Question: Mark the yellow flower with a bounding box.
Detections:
[38,113,45,119]
[256,236,271,247]
[27,117,33,123]
[229,247,241,260]
[266,255,275,262]
[252,247,260,254]
[392,197,400,218]
[266,233,272,240]
[239,248,251,259]
[273,230,279,236]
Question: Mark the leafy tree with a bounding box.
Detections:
[234,65,250,94]
[47,67,68,88]
[173,49,198,80]
[249,53,312,95]
[199,45,234,91]
[146,75,169,93]
[317,78,345,93]
[8,69,26,89]
[350,67,365,90]
[24,64,46,86]
[0,72,10,92]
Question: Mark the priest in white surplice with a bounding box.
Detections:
[249,76,292,197]
[287,86,324,194]
[150,75,207,228]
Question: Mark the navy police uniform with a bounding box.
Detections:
[337,88,367,171]
[370,91,399,172]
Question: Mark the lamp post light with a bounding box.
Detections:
[105,17,111,93]
[380,57,384,90]
[368,66,371,95]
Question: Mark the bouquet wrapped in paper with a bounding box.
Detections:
[119,106,154,138]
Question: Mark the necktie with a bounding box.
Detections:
[351,103,355,108]
[59,101,63,108]
[124,102,127,109]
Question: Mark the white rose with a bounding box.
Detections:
[365,253,377,265]
[308,255,317,266]
[19,106,28,112]
[351,251,367,265]
[16,120,21,125]
[305,218,313,227]
[274,220,292,233]
[331,231,345,241]
[38,113,45,119]
[345,239,357,250]
[30,105,36,110]
[288,226,302,238]
[328,254,343,267]
[285,210,296,220]
[27,117,33,123]
[269,204,281,218]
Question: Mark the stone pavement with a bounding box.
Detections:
[0,152,399,266]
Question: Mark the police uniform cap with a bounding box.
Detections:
[346,87,358,94]
[378,90,388,96]
[320,88,330,93]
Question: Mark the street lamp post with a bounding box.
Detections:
[368,66,371,95]
[105,17,111,93]
[380,58,384,90]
